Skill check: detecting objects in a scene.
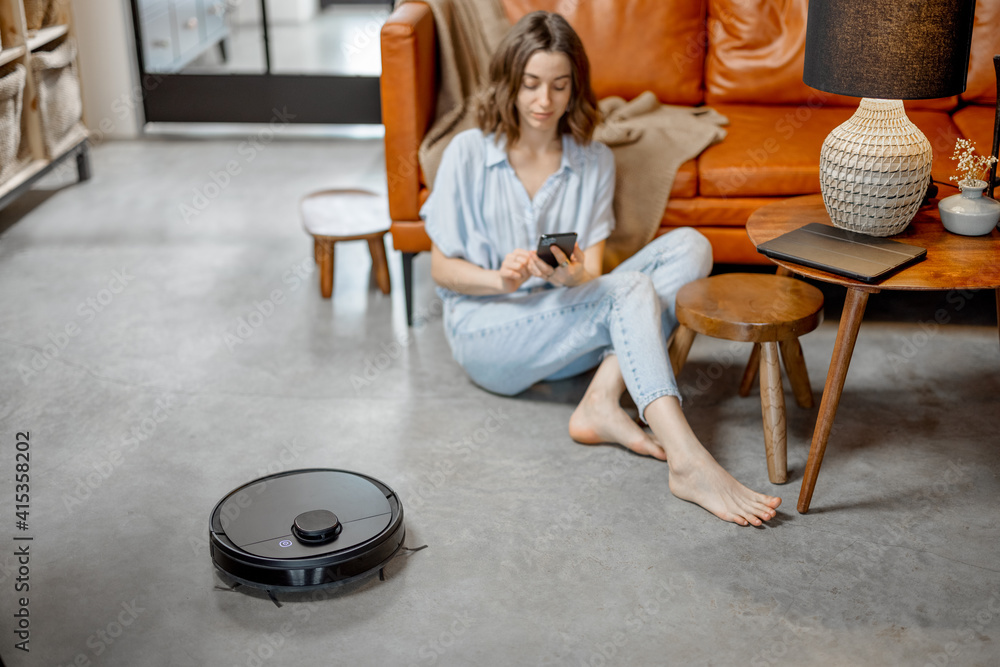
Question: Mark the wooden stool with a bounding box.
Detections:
[671,273,824,484]
[300,189,391,298]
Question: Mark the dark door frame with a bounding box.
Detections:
[129,0,383,125]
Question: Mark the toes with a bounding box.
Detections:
[735,506,764,525]
[755,505,777,521]
[749,493,782,516]
[755,493,782,509]
[743,498,778,523]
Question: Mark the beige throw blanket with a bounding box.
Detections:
[399,0,510,186]
[404,0,728,269]
[595,93,728,269]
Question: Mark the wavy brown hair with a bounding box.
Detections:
[476,11,600,147]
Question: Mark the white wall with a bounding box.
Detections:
[72,0,142,139]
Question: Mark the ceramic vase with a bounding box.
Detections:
[938,180,1000,236]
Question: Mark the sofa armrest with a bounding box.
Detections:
[380,2,437,222]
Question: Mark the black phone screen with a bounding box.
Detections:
[537,233,578,268]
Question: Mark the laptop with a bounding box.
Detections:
[757,222,927,283]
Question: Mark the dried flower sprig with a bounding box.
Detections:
[950,138,997,188]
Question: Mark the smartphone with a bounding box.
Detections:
[537,232,578,268]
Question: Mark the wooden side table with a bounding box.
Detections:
[301,189,391,299]
[746,195,1000,513]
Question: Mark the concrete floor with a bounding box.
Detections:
[0,137,998,667]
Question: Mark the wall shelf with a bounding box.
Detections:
[0,1,89,212]
[46,119,87,158]
[0,44,25,66]
[0,159,47,200]
[26,23,68,51]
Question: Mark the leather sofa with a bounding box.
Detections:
[380,0,999,323]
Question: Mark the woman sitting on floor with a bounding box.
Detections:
[421,11,781,526]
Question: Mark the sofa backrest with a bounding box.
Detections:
[500,0,706,105]
[704,0,848,107]
[499,0,997,110]
[965,0,1000,105]
[705,0,972,110]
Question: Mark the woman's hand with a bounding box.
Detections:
[498,249,534,293]
[528,244,592,288]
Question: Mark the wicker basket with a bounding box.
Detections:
[30,37,82,157]
[24,0,49,31]
[818,99,932,237]
[44,0,71,27]
[0,64,27,185]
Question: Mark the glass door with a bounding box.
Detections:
[130,0,390,124]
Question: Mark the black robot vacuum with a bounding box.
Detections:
[209,469,407,593]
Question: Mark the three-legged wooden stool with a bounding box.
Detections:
[671,273,824,484]
[300,189,391,298]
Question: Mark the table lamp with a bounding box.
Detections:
[803,0,977,237]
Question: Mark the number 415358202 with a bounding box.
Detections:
[15,432,30,522]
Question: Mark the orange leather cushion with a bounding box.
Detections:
[705,0,957,110]
[500,0,705,105]
[910,110,966,183]
[706,0,827,105]
[654,224,769,265]
[952,105,997,155]
[672,160,699,199]
[389,188,433,252]
[698,105,852,197]
[663,196,783,228]
[963,0,1000,105]
[698,105,963,198]
[391,220,432,253]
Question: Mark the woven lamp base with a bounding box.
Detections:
[818,98,932,237]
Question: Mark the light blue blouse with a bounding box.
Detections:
[421,128,616,297]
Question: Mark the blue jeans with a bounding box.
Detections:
[443,227,713,421]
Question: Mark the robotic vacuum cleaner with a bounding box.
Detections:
[209,469,405,592]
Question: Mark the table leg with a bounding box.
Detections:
[797,286,871,513]
[779,338,813,409]
[317,240,334,299]
[668,325,696,376]
[739,343,761,397]
[368,234,392,295]
[402,252,415,327]
[759,341,788,484]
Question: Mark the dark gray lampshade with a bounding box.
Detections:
[803,0,977,99]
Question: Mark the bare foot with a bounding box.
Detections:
[667,454,781,526]
[569,394,667,460]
